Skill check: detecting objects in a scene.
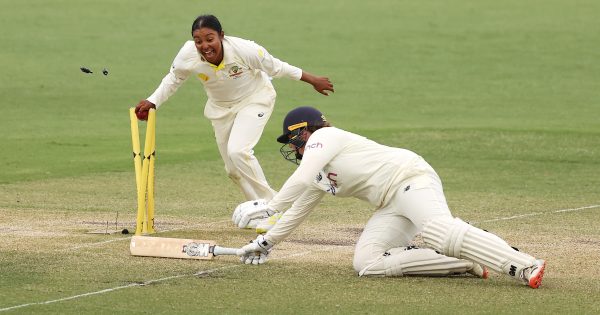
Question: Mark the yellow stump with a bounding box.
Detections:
[130,108,156,235]
[145,110,156,234]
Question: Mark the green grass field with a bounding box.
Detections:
[1,0,599,313]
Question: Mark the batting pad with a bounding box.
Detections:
[422,217,536,280]
[358,247,475,277]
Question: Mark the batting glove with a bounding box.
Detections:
[232,199,276,229]
[240,234,274,265]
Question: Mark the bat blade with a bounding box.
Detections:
[130,236,218,260]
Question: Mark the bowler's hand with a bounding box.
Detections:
[301,72,334,96]
[134,100,156,121]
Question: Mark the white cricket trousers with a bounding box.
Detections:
[353,160,453,272]
[205,83,278,201]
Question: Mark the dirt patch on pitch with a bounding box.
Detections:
[575,238,600,246]
[287,238,355,247]
[288,224,364,247]
[0,207,211,251]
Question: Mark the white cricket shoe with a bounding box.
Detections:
[255,212,282,234]
[521,259,546,289]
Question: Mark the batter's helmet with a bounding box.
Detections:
[277,106,328,165]
[276,106,327,144]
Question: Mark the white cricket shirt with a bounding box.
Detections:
[266,127,432,243]
[147,36,302,107]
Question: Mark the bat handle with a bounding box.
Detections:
[213,246,244,256]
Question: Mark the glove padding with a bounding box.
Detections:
[240,234,274,265]
[232,199,276,229]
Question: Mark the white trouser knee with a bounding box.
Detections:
[224,149,275,201]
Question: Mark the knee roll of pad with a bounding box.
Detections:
[421,217,463,255]
[422,217,536,278]
[423,217,496,258]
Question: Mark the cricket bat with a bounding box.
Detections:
[130,236,243,260]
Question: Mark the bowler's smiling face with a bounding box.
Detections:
[193,27,224,65]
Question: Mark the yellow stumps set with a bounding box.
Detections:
[129,108,156,235]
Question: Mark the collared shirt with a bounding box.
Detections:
[266,127,430,244]
[147,36,302,107]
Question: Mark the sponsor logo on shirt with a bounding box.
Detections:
[228,65,244,78]
[315,171,337,196]
[305,142,323,150]
[327,185,336,196]
[327,172,338,187]
[326,172,338,196]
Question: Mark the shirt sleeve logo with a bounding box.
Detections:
[198,73,209,81]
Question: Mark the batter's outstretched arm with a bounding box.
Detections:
[266,188,326,244]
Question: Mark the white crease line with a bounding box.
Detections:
[475,204,600,224]
[0,250,312,313]
[3,204,598,312]
[554,204,600,212]
[67,220,231,251]
[52,205,600,251]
